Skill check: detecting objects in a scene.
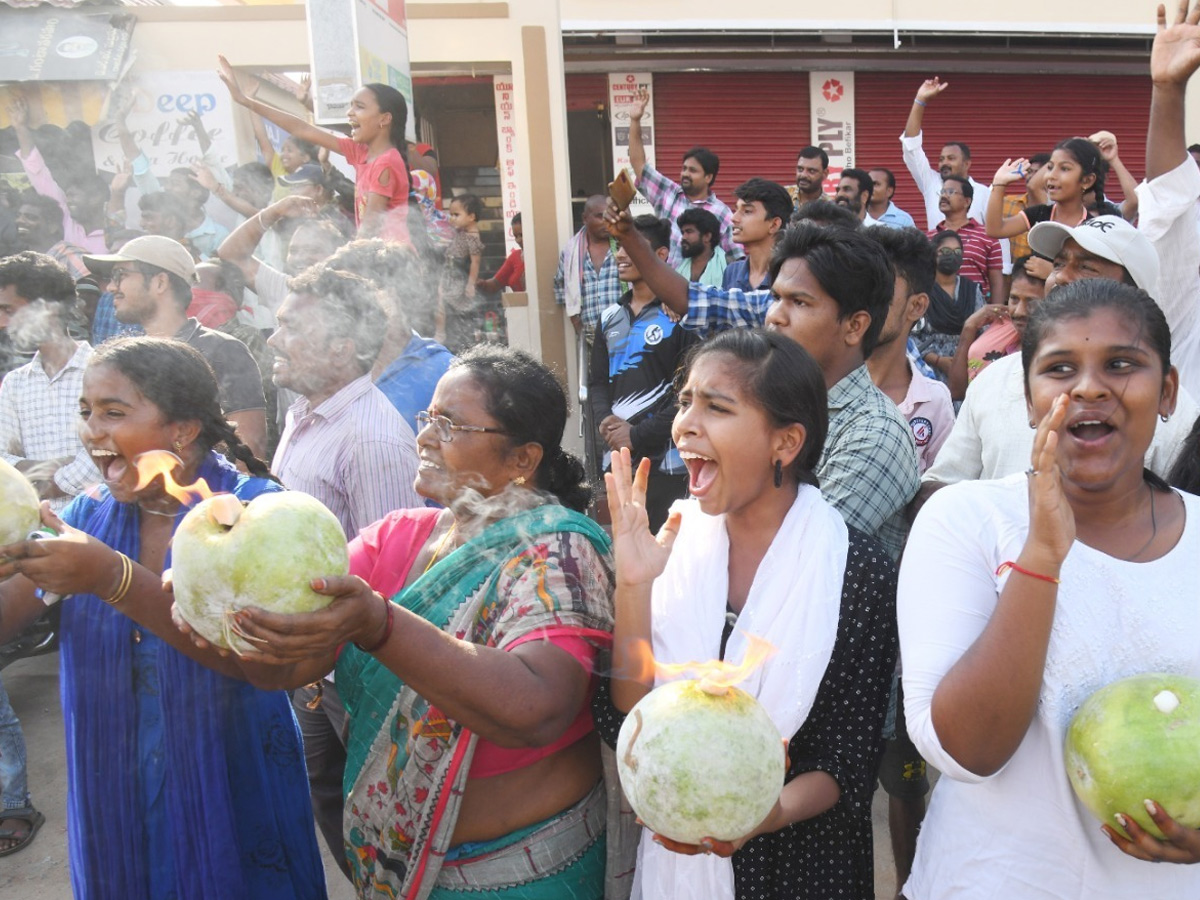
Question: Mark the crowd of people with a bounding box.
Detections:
[2,5,1200,899]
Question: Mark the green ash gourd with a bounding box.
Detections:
[171,491,349,654]
[616,678,786,844]
[1065,672,1200,839]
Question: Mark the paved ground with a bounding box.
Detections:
[2,651,906,899]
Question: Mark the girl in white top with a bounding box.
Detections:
[899,275,1200,899]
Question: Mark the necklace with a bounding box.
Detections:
[423,523,458,574]
[1127,485,1159,560]
[138,501,180,518]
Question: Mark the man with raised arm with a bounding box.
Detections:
[626,87,738,265]
[900,78,990,229]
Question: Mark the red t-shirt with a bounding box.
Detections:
[494,248,525,292]
[337,137,411,244]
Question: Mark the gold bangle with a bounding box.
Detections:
[103,552,134,605]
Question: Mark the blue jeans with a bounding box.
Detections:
[0,674,30,810]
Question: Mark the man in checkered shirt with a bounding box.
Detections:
[625,88,739,267]
[0,251,98,512]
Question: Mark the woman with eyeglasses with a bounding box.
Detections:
[204,345,618,899]
[916,230,984,384]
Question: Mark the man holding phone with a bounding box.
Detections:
[625,87,740,266]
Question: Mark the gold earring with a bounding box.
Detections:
[513,476,526,486]
[174,439,183,452]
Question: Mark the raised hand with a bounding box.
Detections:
[1152,0,1200,86]
[992,157,1030,187]
[217,54,251,107]
[190,162,219,192]
[605,448,680,588]
[629,87,650,121]
[110,162,133,195]
[6,94,30,131]
[603,198,635,241]
[1089,130,1120,162]
[915,77,950,103]
[1025,393,1075,569]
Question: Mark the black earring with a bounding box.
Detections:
[773,459,783,488]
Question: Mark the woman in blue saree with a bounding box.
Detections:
[214,346,620,900]
[0,337,326,900]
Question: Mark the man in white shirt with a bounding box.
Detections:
[0,251,98,510]
[917,216,1198,512]
[899,77,990,229]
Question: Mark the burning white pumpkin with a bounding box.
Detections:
[616,677,786,844]
[0,458,41,548]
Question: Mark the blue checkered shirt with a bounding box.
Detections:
[682,282,773,337]
[553,239,623,332]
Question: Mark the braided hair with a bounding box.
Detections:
[90,337,274,480]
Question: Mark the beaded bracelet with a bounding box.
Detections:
[355,595,394,653]
[103,552,135,605]
[995,561,1060,585]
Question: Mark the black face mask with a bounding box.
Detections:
[936,254,963,275]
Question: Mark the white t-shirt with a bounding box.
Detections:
[899,476,1200,899]
[923,353,1198,484]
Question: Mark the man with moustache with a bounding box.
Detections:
[267,264,420,879]
[674,207,726,287]
[867,168,917,229]
[626,88,738,264]
[927,176,1004,302]
[834,169,880,226]
[900,77,990,228]
[790,146,831,208]
[83,236,268,460]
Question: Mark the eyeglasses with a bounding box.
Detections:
[938,189,963,198]
[109,267,140,285]
[936,247,964,256]
[416,410,508,443]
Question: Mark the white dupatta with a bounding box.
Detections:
[632,485,848,900]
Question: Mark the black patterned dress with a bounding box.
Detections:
[594,528,898,900]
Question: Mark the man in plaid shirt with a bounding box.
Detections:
[626,88,739,266]
[0,252,98,511]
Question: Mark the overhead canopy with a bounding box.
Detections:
[0,5,135,82]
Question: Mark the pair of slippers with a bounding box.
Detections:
[0,806,45,857]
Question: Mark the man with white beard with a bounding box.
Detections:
[0,251,98,511]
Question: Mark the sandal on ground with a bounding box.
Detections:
[0,806,45,857]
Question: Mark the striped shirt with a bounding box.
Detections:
[272,374,422,539]
[0,341,99,511]
[636,163,739,266]
[927,218,1002,299]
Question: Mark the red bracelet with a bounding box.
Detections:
[995,561,1060,585]
[355,595,394,653]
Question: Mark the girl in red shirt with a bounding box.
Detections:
[219,55,411,244]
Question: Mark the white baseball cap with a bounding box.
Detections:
[1027,215,1159,294]
[84,235,198,284]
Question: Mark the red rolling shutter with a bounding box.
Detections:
[648,72,812,202]
[566,73,608,112]
[855,71,1151,224]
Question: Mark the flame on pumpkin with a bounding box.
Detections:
[626,632,777,696]
[133,450,217,504]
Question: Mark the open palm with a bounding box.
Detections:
[1152,1,1200,85]
[605,449,679,587]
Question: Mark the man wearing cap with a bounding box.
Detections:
[83,236,268,460]
[915,214,1198,510]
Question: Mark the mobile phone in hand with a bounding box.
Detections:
[608,169,637,212]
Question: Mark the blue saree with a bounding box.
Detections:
[58,452,326,900]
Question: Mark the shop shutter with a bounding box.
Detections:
[855,71,1151,226]
[644,72,812,203]
[566,74,608,112]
